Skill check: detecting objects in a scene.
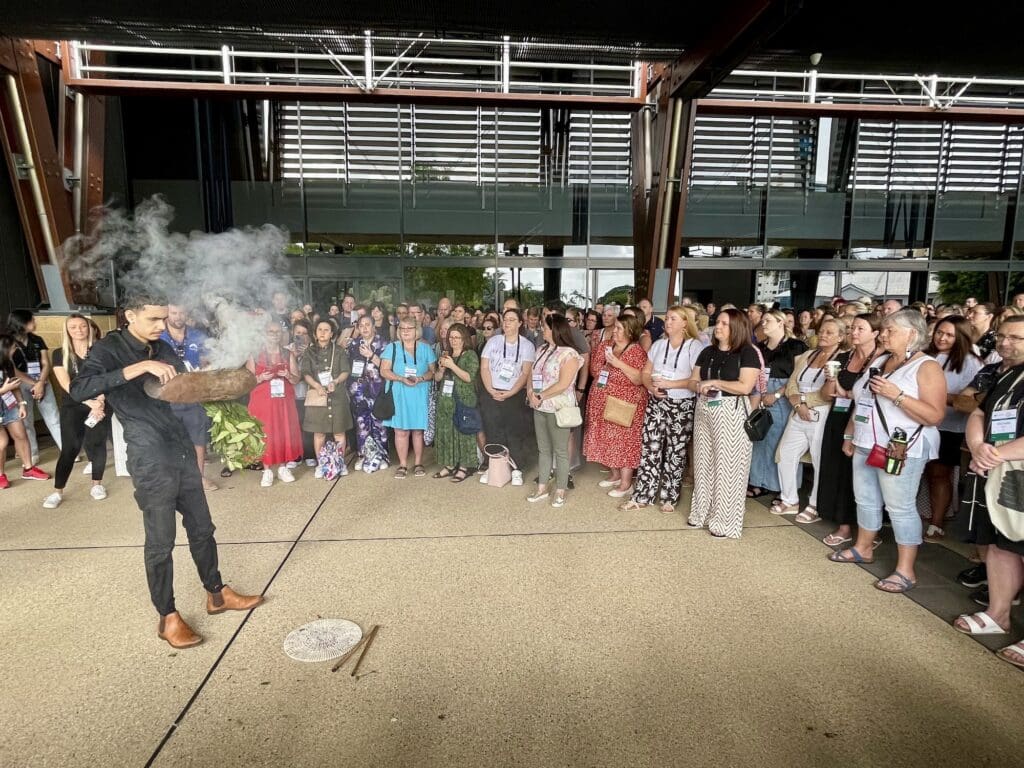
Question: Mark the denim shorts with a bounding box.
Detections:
[0,404,23,426]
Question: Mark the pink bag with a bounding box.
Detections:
[485,444,514,488]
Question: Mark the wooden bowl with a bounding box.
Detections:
[144,368,257,403]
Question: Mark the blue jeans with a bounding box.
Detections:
[851,448,927,546]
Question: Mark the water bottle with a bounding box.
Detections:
[886,427,908,476]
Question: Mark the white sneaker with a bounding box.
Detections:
[277,466,296,483]
[305,458,317,467]
[314,466,325,479]
[511,470,524,486]
[90,484,107,500]
[260,469,274,487]
[42,492,62,509]
[354,458,364,471]
[479,472,489,484]
[286,461,299,470]
[338,460,349,477]
[82,462,93,475]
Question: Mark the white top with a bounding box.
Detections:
[934,352,984,433]
[851,353,939,460]
[482,334,536,391]
[649,337,706,399]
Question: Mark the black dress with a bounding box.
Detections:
[817,350,860,526]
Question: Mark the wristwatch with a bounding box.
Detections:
[799,394,807,405]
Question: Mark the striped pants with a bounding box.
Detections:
[689,396,753,539]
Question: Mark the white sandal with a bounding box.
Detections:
[954,612,1009,635]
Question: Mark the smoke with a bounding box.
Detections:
[62,195,294,369]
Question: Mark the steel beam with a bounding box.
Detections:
[66,77,646,112]
[696,98,1024,124]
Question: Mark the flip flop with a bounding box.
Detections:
[996,641,1024,670]
[822,533,853,547]
[954,612,1009,635]
[875,572,916,593]
[828,547,873,564]
[659,502,676,515]
[618,500,648,511]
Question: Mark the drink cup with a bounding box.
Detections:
[825,360,841,378]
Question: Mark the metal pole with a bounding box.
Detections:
[655,99,683,270]
[221,46,231,85]
[4,75,57,261]
[364,31,374,92]
[73,91,84,233]
[501,36,510,94]
[808,69,818,104]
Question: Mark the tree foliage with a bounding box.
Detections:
[936,271,989,305]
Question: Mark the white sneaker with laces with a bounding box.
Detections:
[511,470,524,486]
[305,458,317,467]
[286,461,299,469]
[42,492,62,509]
[314,466,325,479]
[479,472,489,484]
[82,462,93,475]
[339,460,349,477]
[90,484,107,500]
[260,469,274,487]
[277,466,296,483]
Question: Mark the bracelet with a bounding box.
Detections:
[843,433,853,440]
[893,391,906,408]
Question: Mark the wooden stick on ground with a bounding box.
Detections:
[350,624,380,677]
[331,635,367,673]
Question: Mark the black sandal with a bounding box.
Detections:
[220,467,233,478]
[746,486,768,499]
[433,466,455,479]
[450,467,472,483]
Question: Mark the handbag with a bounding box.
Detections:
[372,343,398,420]
[555,404,583,429]
[986,460,1024,541]
[484,443,515,487]
[453,385,482,435]
[602,395,637,427]
[743,403,773,442]
[304,388,328,407]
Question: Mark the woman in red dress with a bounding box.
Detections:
[246,322,303,487]
[584,313,649,498]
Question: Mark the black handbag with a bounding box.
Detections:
[743,403,773,442]
[372,382,395,420]
[454,394,482,435]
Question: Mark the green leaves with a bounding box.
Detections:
[204,401,267,471]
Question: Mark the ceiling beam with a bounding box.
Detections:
[67,78,646,112]
[695,98,1024,124]
[664,0,802,100]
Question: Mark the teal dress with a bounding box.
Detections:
[382,341,436,431]
[435,350,480,469]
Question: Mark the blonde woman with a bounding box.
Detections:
[621,306,707,513]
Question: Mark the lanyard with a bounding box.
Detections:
[661,339,685,369]
[402,342,418,368]
[800,348,838,386]
[503,336,521,362]
[318,343,336,373]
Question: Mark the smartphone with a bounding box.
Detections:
[868,366,882,379]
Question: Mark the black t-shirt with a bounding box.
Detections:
[980,363,1024,441]
[757,337,807,380]
[12,333,48,372]
[970,361,1004,395]
[696,344,761,382]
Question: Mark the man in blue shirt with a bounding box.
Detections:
[161,304,217,491]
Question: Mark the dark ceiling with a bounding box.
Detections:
[3,0,1024,76]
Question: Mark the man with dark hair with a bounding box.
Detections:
[72,293,263,649]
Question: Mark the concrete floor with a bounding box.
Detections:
[2,448,1022,767]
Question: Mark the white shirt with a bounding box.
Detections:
[934,352,983,433]
[851,353,939,460]
[649,337,706,399]
[482,334,536,391]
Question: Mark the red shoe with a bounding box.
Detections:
[0,474,9,489]
[21,466,51,481]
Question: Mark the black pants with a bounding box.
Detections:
[480,389,536,470]
[54,403,109,490]
[129,448,223,616]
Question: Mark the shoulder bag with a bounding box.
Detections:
[372,343,397,420]
[986,460,1024,541]
[743,398,773,441]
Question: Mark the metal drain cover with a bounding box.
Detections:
[283,619,363,662]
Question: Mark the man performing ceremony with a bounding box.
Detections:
[71,294,264,648]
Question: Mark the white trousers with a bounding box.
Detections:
[777,405,829,508]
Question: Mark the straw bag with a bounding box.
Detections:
[603,395,637,427]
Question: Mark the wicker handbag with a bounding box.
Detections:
[602,395,637,427]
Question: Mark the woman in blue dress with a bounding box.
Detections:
[346,315,390,472]
[381,318,437,478]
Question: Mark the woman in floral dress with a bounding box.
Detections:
[346,315,389,471]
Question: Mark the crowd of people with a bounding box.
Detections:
[2,290,1024,668]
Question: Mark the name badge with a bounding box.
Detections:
[833,397,852,413]
[442,379,455,396]
[351,360,365,377]
[270,378,286,398]
[706,395,722,408]
[854,395,873,424]
[597,370,610,387]
[532,373,544,391]
[1,391,17,408]
[763,367,771,380]
[992,408,1018,442]
[318,371,333,387]
[404,366,418,379]
[27,361,41,379]
[498,361,516,382]
[655,368,673,382]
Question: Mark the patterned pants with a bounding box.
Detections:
[632,397,695,506]
[689,397,752,538]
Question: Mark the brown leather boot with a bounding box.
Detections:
[206,586,264,615]
[157,612,203,648]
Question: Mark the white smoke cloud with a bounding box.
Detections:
[62,195,295,369]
